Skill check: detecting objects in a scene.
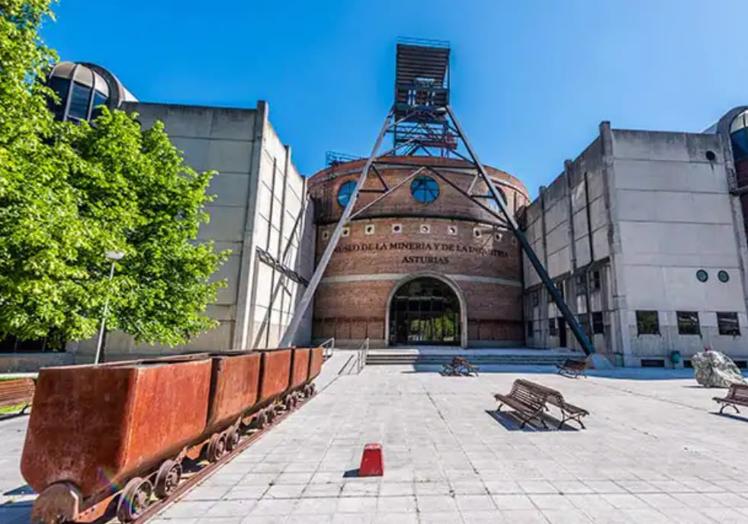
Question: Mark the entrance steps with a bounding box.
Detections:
[366,347,582,367]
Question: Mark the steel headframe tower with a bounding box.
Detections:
[281,38,595,356]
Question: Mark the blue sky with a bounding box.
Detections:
[43,0,748,197]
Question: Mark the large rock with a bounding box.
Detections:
[692,350,746,388]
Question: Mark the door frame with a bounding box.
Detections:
[385,272,468,348]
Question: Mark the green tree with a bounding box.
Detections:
[0,0,227,348]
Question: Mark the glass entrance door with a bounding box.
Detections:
[389,277,461,345]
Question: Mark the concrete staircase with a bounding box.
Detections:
[366,348,580,367]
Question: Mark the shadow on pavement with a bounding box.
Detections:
[484,409,579,433]
[401,364,748,382]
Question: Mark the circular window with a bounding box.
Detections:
[718,270,730,283]
[706,150,717,162]
[337,180,356,208]
[696,269,709,282]
[410,176,440,204]
[486,184,507,212]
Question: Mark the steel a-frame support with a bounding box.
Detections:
[444,106,595,355]
[280,105,596,356]
[279,109,396,347]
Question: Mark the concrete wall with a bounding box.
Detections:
[524,123,748,366]
[68,101,313,362]
[523,133,615,356]
[609,128,748,365]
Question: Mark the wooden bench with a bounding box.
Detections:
[494,379,552,428]
[0,378,35,415]
[545,391,589,429]
[713,383,748,416]
[441,356,479,377]
[494,379,589,429]
[556,359,587,378]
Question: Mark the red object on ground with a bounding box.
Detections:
[359,443,384,477]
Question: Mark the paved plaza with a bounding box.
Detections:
[154,364,748,523]
[2,360,748,523]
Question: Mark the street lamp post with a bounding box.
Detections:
[93,250,125,365]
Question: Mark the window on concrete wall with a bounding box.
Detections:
[548,281,564,303]
[592,312,604,334]
[531,292,539,307]
[548,318,558,336]
[577,315,590,335]
[575,274,587,296]
[591,270,601,291]
[717,312,741,336]
[526,320,533,338]
[636,310,659,335]
[677,311,701,336]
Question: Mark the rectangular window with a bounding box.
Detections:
[531,292,539,307]
[577,315,590,335]
[592,312,604,334]
[68,82,92,120]
[677,311,701,336]
[526,321,533,338]
[575,274,587,296]
[636,310,659,335]
[548,318,558,336]
[548,281,564,303]
[717,312,740,336]
[591,270,601,291]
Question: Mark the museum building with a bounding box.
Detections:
[308,156,530,348]
[3,51,748,370]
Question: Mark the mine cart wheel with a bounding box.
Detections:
[266,407,277,423]
[309,383,316,396]
[304,384,313,397]
[253,411,267,430]
[117,477,152,523]
[155,460,182,499]
[284,395,295,411]
[207,433,227,462]
[226,428,240,451]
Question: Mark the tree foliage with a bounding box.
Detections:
[0,0,227,347]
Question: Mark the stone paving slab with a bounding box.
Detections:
[0,351,351,524]
[150,365,748,523]
[3,364,748,523]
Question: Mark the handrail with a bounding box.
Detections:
[319,337,335,360]
[356,338,370,374]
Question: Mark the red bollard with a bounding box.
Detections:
[358,443,384,477]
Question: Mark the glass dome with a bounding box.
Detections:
[47,62,136,122]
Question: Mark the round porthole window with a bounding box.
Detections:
[718,270,730,283]
[696,269,708,282]
[337,180,356,208]
[486,184,507,212]
[410,176,440,204]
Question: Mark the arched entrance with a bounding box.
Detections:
[388,277,462,345]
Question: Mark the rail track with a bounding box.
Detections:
[130,388,315,523]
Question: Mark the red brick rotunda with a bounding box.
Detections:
[308,156,530,348]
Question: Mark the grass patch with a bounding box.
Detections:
[0,402,28,415]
